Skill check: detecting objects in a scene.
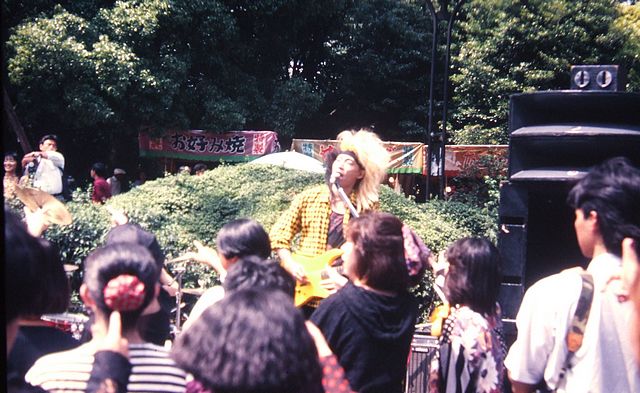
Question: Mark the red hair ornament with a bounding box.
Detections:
[103,274,146,311]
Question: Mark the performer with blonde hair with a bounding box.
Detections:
[270,128,390,292]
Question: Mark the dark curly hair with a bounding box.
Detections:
[83,243,158,332]
[444,237,502,316]
[172,288,323,393]
[346,212,409,293]
[223,256,295,298]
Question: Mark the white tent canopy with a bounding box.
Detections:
[249,151,325,174]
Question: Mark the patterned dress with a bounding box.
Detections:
[428,305,506,393]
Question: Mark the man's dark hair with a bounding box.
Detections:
[193,163,207,173]
[444,237,502,316]
[91,162,108,178]
[223,256,295,298]
[216,218,271,260]
[567,157,640,257]
[39,134,58,145]
[172,288,323,393]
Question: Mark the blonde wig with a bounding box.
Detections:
[337,129,390,212]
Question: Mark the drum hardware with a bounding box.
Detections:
[41,313,89,340]
[14,184,72,226]
[170,264,188,336]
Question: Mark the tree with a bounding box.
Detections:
[312,0,432,141]
[449,0,635,144]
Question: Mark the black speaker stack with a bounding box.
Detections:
[498,89,640,342]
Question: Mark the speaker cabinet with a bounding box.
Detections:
[498,91,640,342]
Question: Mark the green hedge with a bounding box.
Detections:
[20,163,497,321]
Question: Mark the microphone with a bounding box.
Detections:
[330,172,342,186]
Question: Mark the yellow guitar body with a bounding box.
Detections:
[293,248,344,307]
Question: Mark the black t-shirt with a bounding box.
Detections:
[311,282,417,393]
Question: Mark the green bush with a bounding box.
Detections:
[12,163,498,322]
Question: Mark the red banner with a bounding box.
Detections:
[139,130,280,162]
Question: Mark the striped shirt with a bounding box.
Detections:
[25,342,187,393]
[270,185,358,257]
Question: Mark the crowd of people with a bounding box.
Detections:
[5,129,640,393]
[3,133,146,206]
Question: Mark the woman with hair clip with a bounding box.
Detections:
[182,218,272,330]
[310,212,430,393]
[428,237,505,393]
[26,243,187,393]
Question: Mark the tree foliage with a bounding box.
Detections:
[4,0,639,160]
[450,0,635,144]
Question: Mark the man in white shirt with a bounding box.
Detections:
[505,157,640,393]
[21,134,65,199]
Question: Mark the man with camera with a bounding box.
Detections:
[21,134,65,200]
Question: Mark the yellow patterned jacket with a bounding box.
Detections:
[270,184,363,257]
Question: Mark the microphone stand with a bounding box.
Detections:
[333,179,359,218]
[172,265,186,336]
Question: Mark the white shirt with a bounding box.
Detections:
[32,151,64,195]
[505,253,640,393]
[182,285,225,331]
[107,176,121,195]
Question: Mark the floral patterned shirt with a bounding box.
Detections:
[428,304,505,393]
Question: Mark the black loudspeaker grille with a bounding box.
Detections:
[405,333,439,393]
[507,92,640,180]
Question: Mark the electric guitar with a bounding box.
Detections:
[293,248,344,307]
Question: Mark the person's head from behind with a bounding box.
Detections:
[444,237,502,316]
[216,218,271,269]
[342,212,409,293]
[4,152,18,175]
[104,223,164,281]
[223,256,296,299]
[91,162,108,179]
[567,157,640,259]
[39,134,58,152]
[193,163,207,176]
[81,243,159,333]
[5,208,69,353]
[172,288,322,393]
